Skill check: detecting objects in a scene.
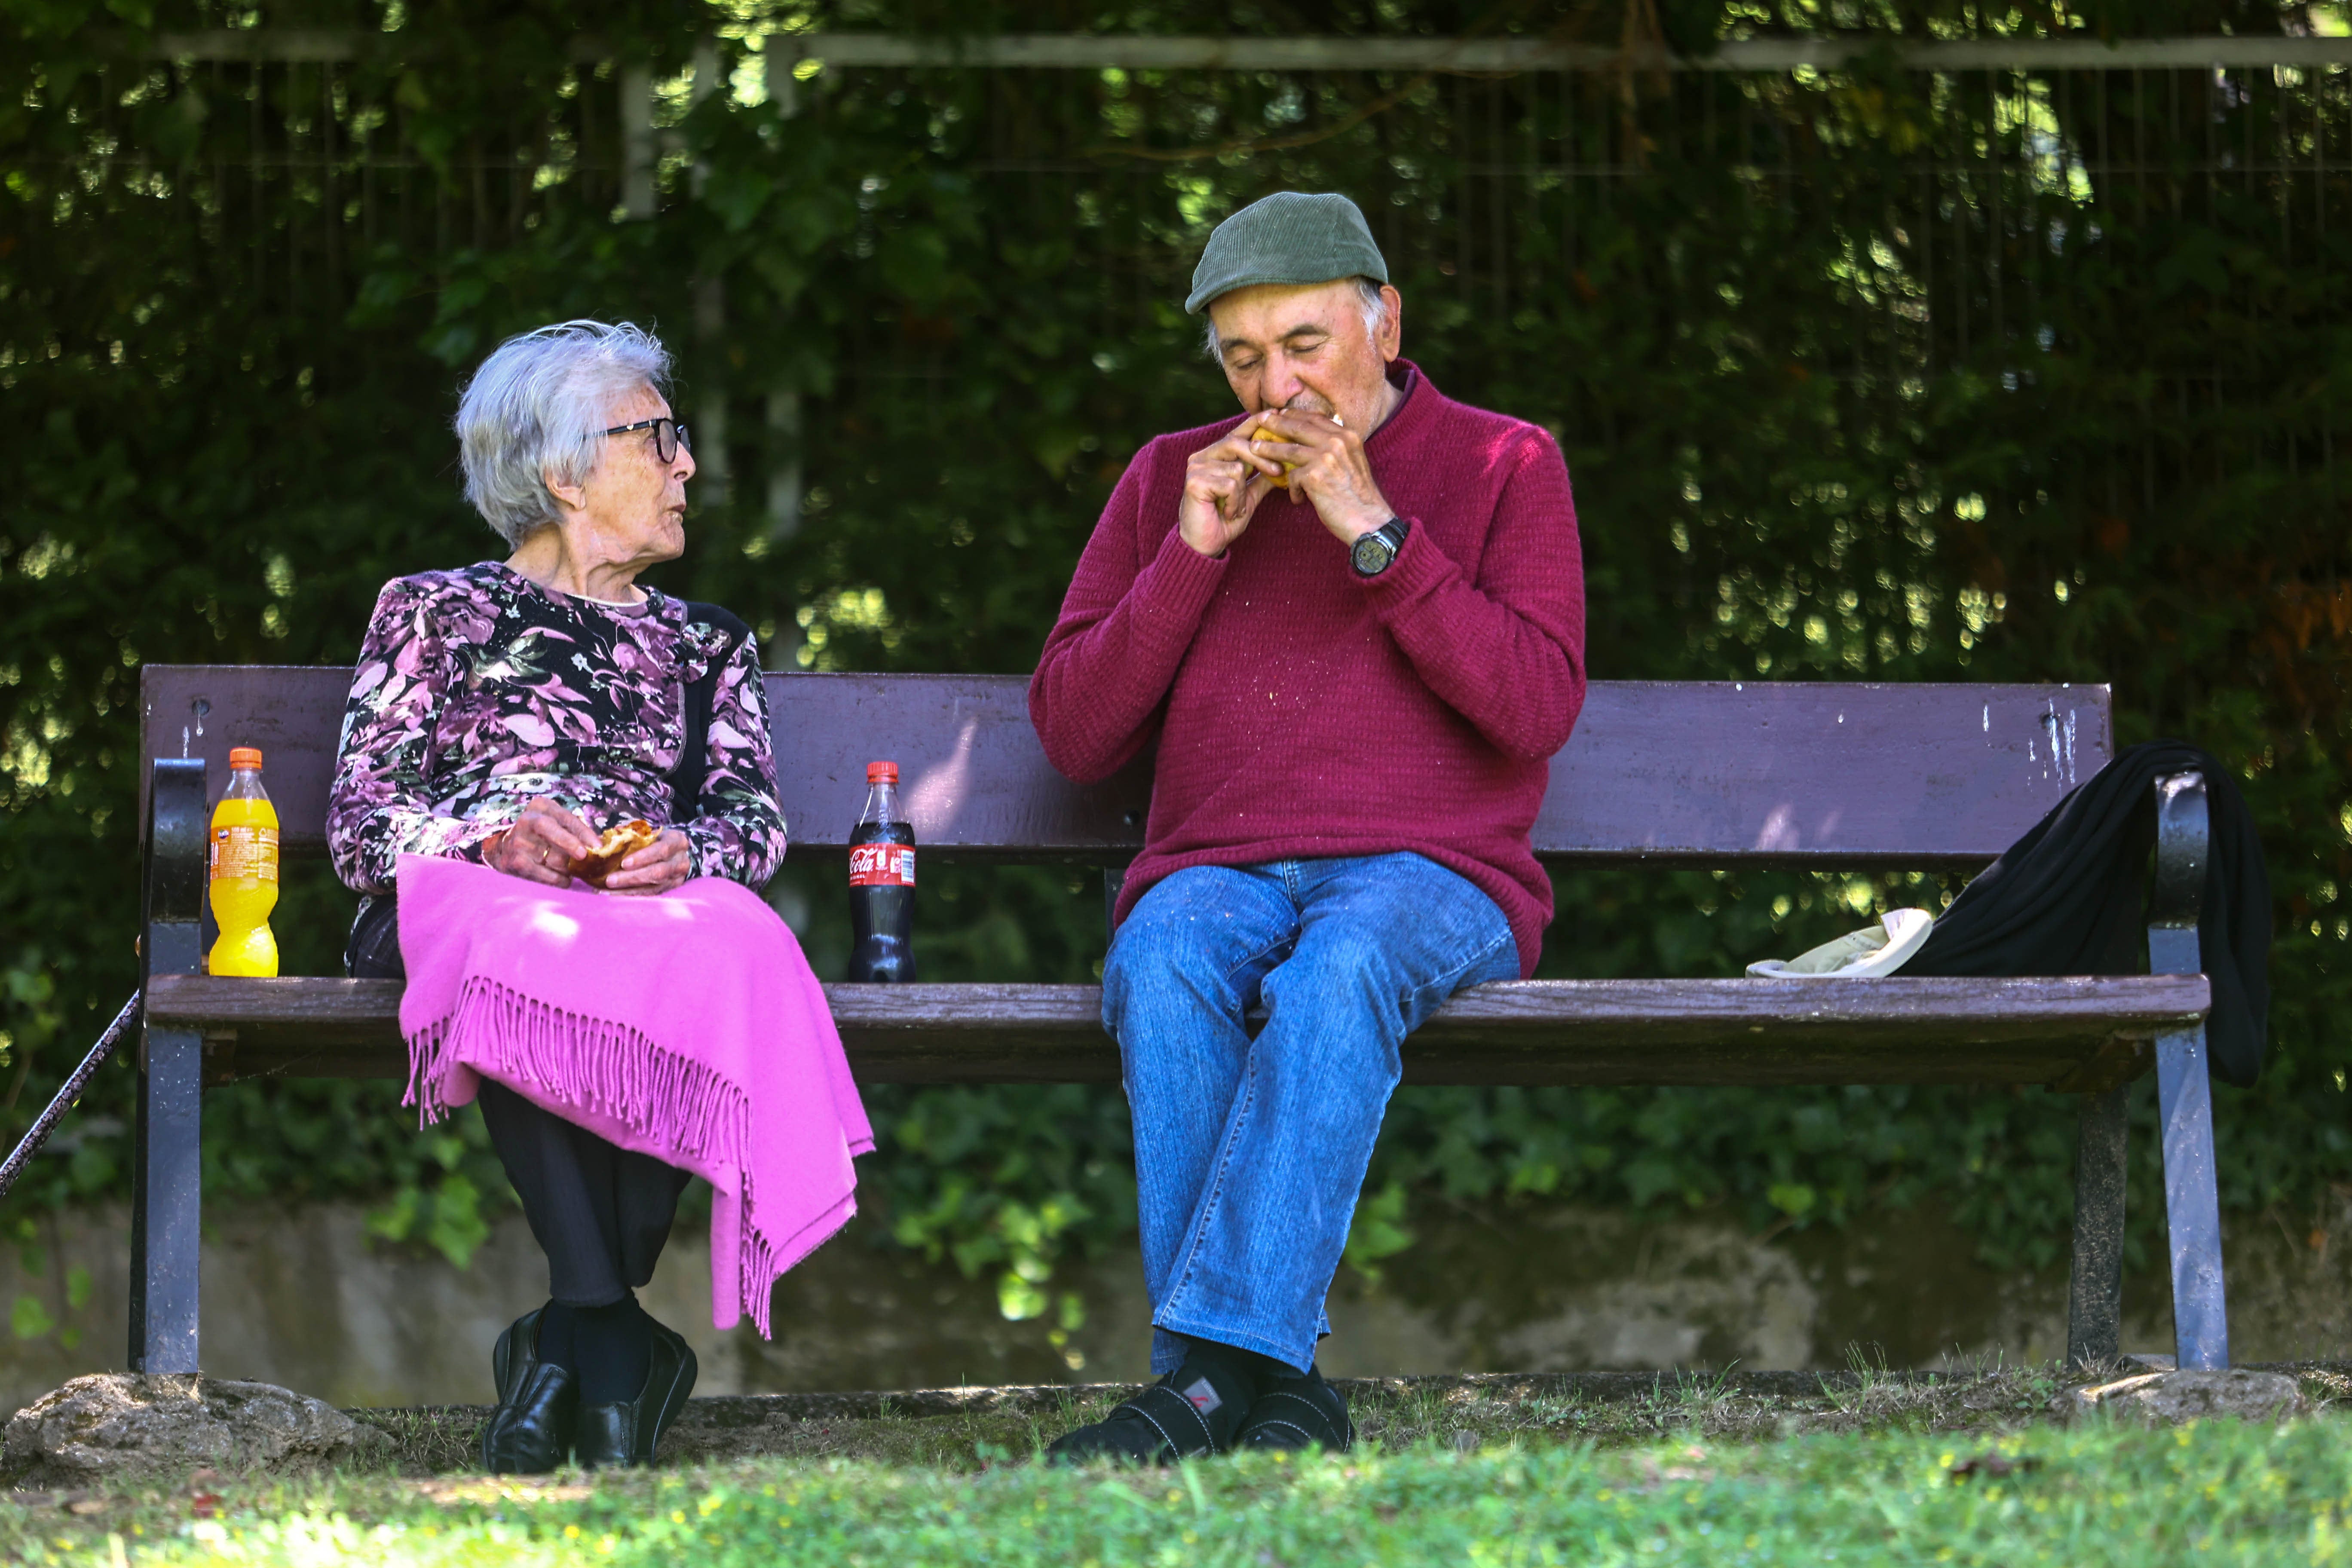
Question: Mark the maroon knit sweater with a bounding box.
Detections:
[1028,361,1586,976]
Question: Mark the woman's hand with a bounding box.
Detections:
[602,828,694,896]
[483,799,601,886]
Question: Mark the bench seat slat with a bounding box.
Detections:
[145,973,2206,1089]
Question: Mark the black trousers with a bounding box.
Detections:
[351,896,692,1306]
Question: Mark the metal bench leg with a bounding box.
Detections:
[133,756,206,1374]
[2155,1023,2228,1369]
[2064,1082,2129,1369]
[129,1027,202,1372]
[2147,769,2228,1371]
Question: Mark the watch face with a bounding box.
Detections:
[1352,532,1394,575]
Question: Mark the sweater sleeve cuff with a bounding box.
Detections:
[682,821,733,883]
[1357,516,1453,612]
[1133,525,1229,628]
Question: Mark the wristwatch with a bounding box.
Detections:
[1351,517,1411,578]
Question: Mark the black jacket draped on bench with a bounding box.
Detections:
[1908,739,2271,1086]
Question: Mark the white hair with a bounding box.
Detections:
[455,320,674,545]
[1201,276,1391,362]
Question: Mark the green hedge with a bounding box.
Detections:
[3,0,2348,1348]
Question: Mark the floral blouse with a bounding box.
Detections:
[327,561,788,895]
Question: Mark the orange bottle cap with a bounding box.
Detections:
[229,747,263,769]
[867,761,898,784]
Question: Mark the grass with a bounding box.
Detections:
[1,1363,2347,1565]
[6,1415,2352,1566]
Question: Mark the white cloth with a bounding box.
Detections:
[1746,908,1935,979]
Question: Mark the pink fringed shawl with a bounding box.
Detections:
[394,854,873,1335]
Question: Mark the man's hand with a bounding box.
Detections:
[1177,417,1290,557]
[602,828,694,897]
[483,799,601,887]
[1243,407,1396,545]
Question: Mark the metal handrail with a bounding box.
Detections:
[0,990,143,1203]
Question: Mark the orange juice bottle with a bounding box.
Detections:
[208,747,279,977]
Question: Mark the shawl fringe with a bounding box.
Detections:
[404,975,788,1335]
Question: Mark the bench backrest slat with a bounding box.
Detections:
[139,668,2110,867]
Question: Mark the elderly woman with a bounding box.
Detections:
[328,320,798,1473]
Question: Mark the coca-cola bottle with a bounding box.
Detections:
[847,760,917,982]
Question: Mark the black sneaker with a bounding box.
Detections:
[1044,1357,1258,1465]
[1233,1366,1354,1453]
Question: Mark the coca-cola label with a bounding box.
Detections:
[849,843,916,887]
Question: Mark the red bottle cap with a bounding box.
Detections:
[229,747,263,769]
[867,761,899,784]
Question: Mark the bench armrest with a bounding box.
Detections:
[2148,770,2207,973]
[144,759,209,986]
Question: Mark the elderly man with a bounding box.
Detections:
[1029,192,1586,1460]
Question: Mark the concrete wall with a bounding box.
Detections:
[3,1192,2348,1414]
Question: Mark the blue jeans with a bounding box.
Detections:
[1102,853,1520,1375]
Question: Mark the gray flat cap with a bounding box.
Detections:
[1185,191,1388,315]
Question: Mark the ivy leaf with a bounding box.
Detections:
[770,195,846,254]
[1031,425,1087,478]
[704,168,774,233]
[365,1186,422,1245]
[423,1173,488,1268]
[2155,229,2231,299]
[10,1293,55,1341]
[997,1273,1047,1321]
[748,251,812,309]
[879,227,953,306]
[423,323,483,368]
[1343,1181,1416,1284]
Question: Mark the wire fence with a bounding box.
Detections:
[24,32,2352,558]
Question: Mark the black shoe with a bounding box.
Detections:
[482,1367,579,1473]
[1043,1357,1257,1466]
[491,1306,547,1408]
[481,1308,577,1474]
[573,1317,697,1469]
[1234,1366,1354,1453]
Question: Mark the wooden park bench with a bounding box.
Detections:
[133,669,2226,1382]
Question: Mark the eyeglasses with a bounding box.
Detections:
[602,416,692,464]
